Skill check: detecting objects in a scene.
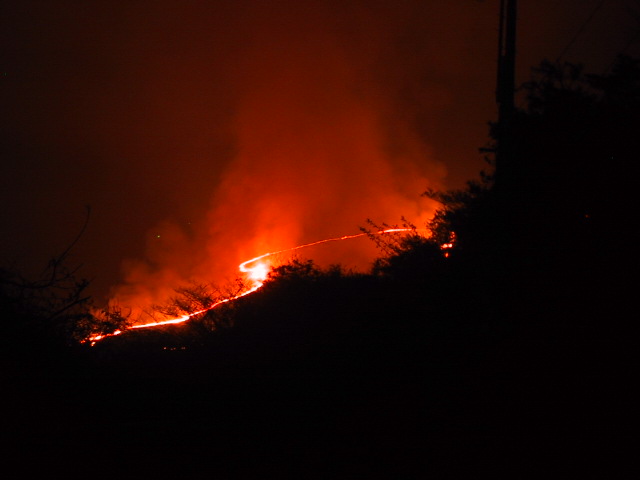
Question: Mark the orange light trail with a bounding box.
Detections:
[86,228,421,345]
[238,228,413,274]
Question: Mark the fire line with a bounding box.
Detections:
[86,228,421,345]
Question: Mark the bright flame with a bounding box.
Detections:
[244,262,270,283]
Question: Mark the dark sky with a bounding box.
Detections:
[2,0,639,310]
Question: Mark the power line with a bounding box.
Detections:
[602,29,640,74]
[602,0,640,74]
[557,0,607,61]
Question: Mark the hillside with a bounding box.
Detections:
[2,57,638,477]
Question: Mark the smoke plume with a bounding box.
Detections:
[111,1,446,316]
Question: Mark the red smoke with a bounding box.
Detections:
[109,1,449,319]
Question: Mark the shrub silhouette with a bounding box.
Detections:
[0,210,106,351]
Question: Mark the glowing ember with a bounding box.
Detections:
[85,228,427,345]
[440,232,456,258]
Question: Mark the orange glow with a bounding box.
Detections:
[106,7,445,318]
[88,329,122,346]
[86,228,422,344]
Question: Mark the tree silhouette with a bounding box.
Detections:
[0,209,129,351]
[397,56,640,331]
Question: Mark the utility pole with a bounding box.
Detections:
[495,0,518,183]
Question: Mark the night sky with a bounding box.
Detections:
[2,0,638,310]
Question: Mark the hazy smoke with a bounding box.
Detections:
[111,1,445,315]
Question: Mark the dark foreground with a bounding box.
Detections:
[3,297,634,478]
